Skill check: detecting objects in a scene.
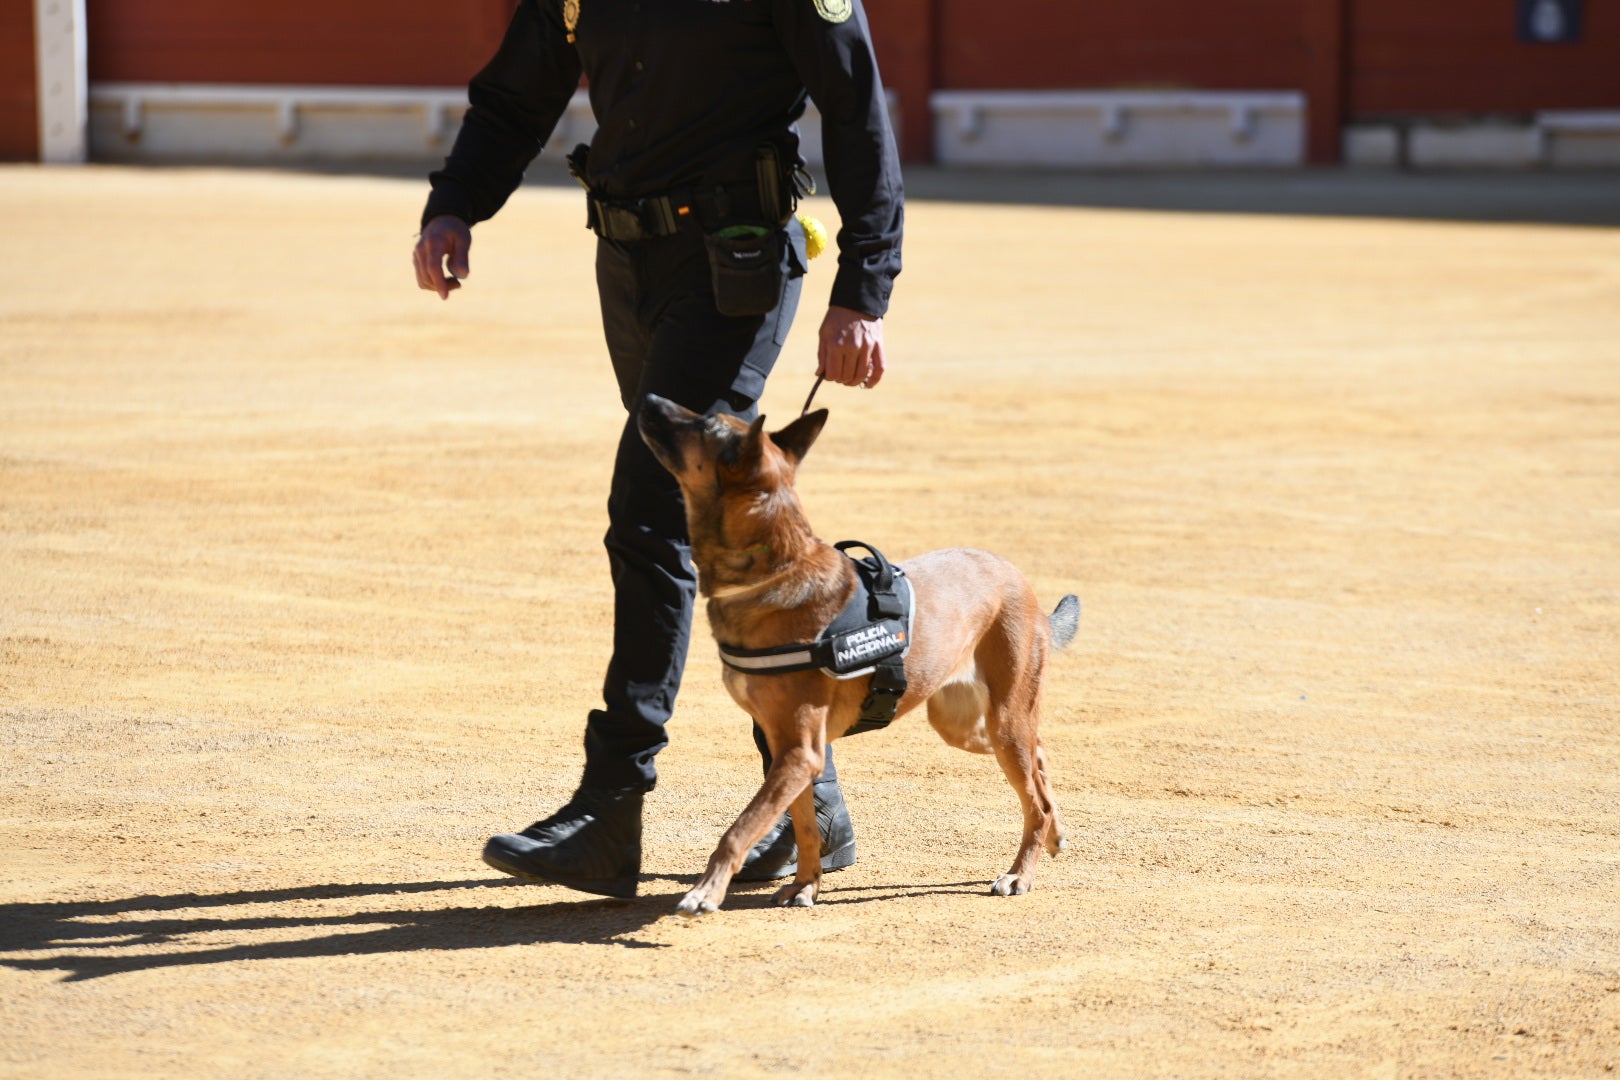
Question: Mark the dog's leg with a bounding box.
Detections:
[928,641,1064,888]
[987,733,1056,896]
[1035,738,1067,856]
[771,779,824,908]
[981,625,1061,897]
[675,710,826,916]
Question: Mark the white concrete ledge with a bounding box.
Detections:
[1411,123,1544,169]
[86,82,888,167]
[92,83,499,162]
[82,83,1620,171]
[930,90,1305,168]
[1538,110,1620,167]
[1344,111,1620,169]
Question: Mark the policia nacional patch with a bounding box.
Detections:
[812,0,853,23]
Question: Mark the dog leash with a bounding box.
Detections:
[801,374,825,416]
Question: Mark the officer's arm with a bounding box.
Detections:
[773,0,903,321]
[774,0,902,385]
[423,0,581,229]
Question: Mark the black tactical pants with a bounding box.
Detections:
[581,216,838,792]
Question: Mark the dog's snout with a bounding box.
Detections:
[638,394,672,426]
[637,394,676,436]
[637,394,694,475]
[638,393,700,436]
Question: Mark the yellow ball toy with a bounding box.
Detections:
[796,213,829,260]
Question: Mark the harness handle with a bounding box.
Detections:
[834,540,903,618]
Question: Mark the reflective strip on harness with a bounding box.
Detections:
[717,646,817,673]
[716,604,908,680]
[716,541,912,733]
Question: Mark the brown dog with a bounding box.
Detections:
[638,394,1078,915]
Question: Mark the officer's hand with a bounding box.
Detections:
[413,215,472,300]
[818,305,885,389]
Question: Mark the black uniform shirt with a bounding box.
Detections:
[423,0,903,318]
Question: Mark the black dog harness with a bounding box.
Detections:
[717,541,913,735]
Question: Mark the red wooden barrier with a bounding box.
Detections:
[69,0,1620,166]
[1,0,39,161]
[86,0,515,87]
[1351,0,1620,114]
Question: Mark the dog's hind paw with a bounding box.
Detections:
[771,880,819,908]
[990,874,1032,897]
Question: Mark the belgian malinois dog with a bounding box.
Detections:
[638,395,1079,916]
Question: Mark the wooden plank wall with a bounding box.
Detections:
[64,0,1620,165]
[1350,0,1620,115]
[86,0,516,87]
[918,0,1336,159]
[1,0,39,161]
[932,0,1311,91]
[917,0,1618,115]
[863,0,936,163]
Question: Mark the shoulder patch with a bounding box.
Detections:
[812,0,852,23]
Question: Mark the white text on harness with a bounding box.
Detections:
[832,623,906,670]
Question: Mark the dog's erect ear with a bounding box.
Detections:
[721,415,768,467]
[769,408,828,465]
[725,414,767,466]
[743,415,767,457]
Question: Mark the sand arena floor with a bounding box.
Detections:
[2,165,1618,1077]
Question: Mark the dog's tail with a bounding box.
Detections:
[1048,594,1081,651]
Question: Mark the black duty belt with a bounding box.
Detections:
[568,142,791,242]
[717,541,913,736]
[585,183,764,241]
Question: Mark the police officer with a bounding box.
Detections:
[412,0,903,897]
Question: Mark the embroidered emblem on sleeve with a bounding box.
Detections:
[812,0,852,23]
[564,0,580,42]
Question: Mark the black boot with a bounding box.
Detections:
[735,777,856,881]
[482,786,643,898]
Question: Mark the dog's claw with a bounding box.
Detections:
[990,874,1031,897]
[771,881,818,908]
[675,890,719,917]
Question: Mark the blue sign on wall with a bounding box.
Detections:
[1517,0,1583,43]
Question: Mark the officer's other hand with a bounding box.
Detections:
[818,306,885,389]
[414,215,472,300]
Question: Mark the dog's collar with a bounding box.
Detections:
[717,540,913,733]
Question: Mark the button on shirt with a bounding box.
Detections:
[423,0,903,318]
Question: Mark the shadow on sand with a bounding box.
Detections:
[0,874,994,981]
[0,878,670,982]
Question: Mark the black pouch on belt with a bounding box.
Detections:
[703,225,784,317]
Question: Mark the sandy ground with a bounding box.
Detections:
[2,164,1618,1078]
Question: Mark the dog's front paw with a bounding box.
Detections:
[771,880,819,908]
[675,888,720,917]
[990,873,1032,897]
